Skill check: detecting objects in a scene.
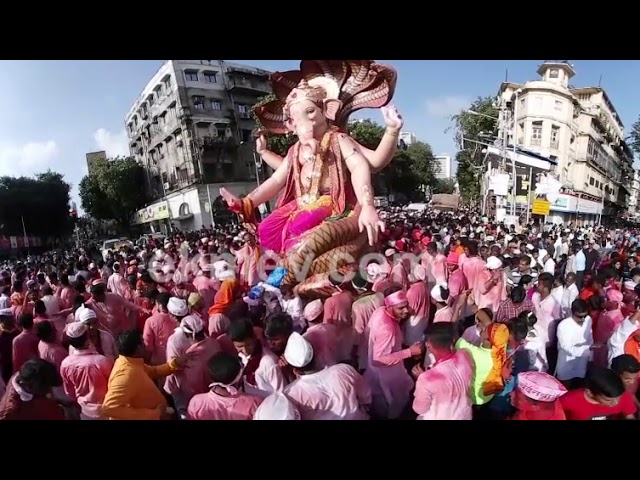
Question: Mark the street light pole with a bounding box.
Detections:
[599,184,606,227]
[511,89,522,217]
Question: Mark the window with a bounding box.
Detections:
[554,100,562,111]
[531,121,542,146]
[185,70,199,82]
[549,68,559,79]
[203,72,218,83]
[164,77,172,91]
[192,96,205,109]
[237,104,251,118]
[520,98,525,109]
[179,202,190,216]
[550,125,560,149]
[589,177,595,186]
[210,100,222,110]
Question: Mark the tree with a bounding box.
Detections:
[348,119,436,201]
[0,170,73,239]
[433,178,456,194]
[79,156,149,232]
[450,96,499,203]
[628,118,640,156]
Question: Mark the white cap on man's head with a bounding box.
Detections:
[283,332,314,368]
[167,297,188,317]
[253,393,300,420]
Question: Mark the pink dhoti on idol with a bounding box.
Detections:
[221,60,404,298]
[259,195,334,254]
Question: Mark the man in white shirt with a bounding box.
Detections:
[561,273,580,318]
[575,243,587,288]
[538,249,556,275]
[556,298,600,389]
[0,286,9,309]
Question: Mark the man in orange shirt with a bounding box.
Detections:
[102,330,191,420]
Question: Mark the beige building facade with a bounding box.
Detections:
[125,60,272,232]
[498,61,633,225]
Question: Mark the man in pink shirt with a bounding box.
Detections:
[235,233,262,288]
[364,286,423,419]
[283,332,372,420]
[446,251,468,306]
[475,256,506,312]
[60,322,113,420]
[12,313,40,375]
[323,281,354,363]
[302,299,338,369]
[423,241,447,288]
[86,280,149,337]
[351,274,384,372]
[411,322,473,420]
[192,265,216,311]
[460,240,487,300]
[142,293,179,366]
[186,352,263,420]
[167,315,221,418]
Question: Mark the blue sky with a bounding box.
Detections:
[0,60,638,210]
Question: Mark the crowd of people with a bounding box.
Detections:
[0,208,638,420]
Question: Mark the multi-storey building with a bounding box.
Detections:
[434,155,453,179]
[86,150,107,176]
[630,170,640,217]
[495,61,634,225]
[124,60,272,233]
[399,131,416,146]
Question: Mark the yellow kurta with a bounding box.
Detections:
[102,355,177,420]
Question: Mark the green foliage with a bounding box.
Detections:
[0,170,73,238]
[349,120,436,201]
[450,96,499,203]
[432,178,457,194]
[79,156,149,232]
[628,118,640,157]
[348,119,386,149]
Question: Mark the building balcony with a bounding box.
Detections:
[227,77,270,94]
[199,135,237,149]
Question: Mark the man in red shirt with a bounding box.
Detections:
[561,366,637,420]
[610,354,640,415]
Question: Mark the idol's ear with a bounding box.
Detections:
[323,99,343,121]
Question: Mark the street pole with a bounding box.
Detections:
[511,90,520,218]
[526,166,533,224]
[253,150,261,187]
[599,185,606,227]
[21,215,30,255]
[205,183,215,228]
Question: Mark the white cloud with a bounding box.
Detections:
[425,95,473,118]
[0,140,58,176]
[93,128,129,158]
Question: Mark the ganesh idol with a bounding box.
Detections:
[221,60,403,297]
